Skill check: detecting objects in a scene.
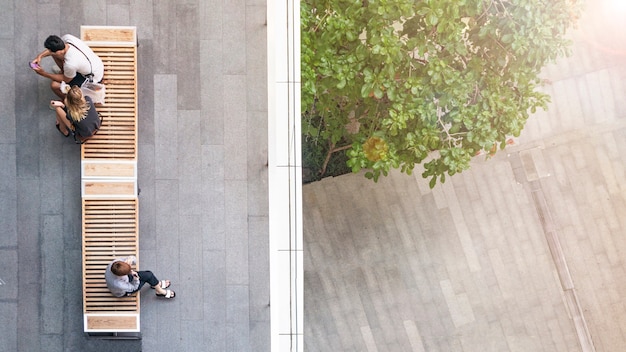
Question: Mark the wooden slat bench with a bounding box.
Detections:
[82,198,140,334]
[79,26,140,338]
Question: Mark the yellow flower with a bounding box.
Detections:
[363,137,388,162]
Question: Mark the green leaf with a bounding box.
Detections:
[374,87,384,99]
[429,176,437,189]
[427,13,438,26]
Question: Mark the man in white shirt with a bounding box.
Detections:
[31,34,104,98]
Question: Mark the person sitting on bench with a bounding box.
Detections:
[30,34,104,99]
[49,85,101,142]
[105,257,176,299]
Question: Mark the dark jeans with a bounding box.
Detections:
[126,270,159,295]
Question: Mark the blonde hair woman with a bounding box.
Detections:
[50,85,101,142]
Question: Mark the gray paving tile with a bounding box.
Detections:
[226,312,250,350]
[40,335,63,352]
[153,1,177,74]
[178,110,203,177]
[222,0,246,75]
[223,75,248,180]
[138,41,156,145]
[0,249,17,300]
[41,215,64,335]
[250,320,271,352]
[199,0,223,41]
[180,319,206,351]
[0,302,17,352]
[39,145,64,215]
[204,320,226,351]
[131,2,155,41]
[0,40,14,79]
[246,6,268,113]
[107,4,131,26]
[15,78,41,179]
[175,4,201,110]
[248,216,270,322]
[178,215,204,321]
[225,180,249,285]
[247,110,269,217]
[154,74,179,180]
[0,1,13,39]
[0,80,16,144]
[200,39,225,145]
[203,249,226,322]
[0,148,17,248]
[139,143,157,250]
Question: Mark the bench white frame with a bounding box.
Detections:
[79,25,140,338]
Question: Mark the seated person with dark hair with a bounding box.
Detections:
[105,257,175,299]
[30,34,104,98]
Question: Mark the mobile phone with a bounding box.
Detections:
[29,62,39,69]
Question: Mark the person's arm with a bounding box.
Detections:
[38,70,72,83]
[31,49,72,82]
[51,101,74,131]
[114,275,139,293]
[31,48,51,65]
[31,64,71,83]
[129,271,140,291]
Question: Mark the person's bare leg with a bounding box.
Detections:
[51,81,64,99]
[152,280,171,295]
[53,104,70,135]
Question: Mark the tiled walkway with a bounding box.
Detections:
[303,1,626,351]
[1,1,268,351]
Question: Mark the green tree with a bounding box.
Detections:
[302,0,580,187]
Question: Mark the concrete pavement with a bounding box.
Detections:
[1,1,269,351]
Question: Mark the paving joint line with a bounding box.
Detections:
[529,180,596,352]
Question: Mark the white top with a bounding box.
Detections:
[62,34,104,82]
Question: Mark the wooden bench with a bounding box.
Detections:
[79,26,140,338]
[82,198,140,335]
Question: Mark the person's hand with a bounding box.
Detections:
[49,100,64,108]
[131,271,139,280]
[31,64,45,76]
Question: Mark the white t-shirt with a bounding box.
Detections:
[62,34,104,82]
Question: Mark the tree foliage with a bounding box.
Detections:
[302,0,580,187]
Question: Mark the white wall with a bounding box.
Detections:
[267,0,304,351]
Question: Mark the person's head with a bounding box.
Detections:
[66,85,85,106]
[44,35,65,52]
[111,261,131,276]
[64,85,89,122]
